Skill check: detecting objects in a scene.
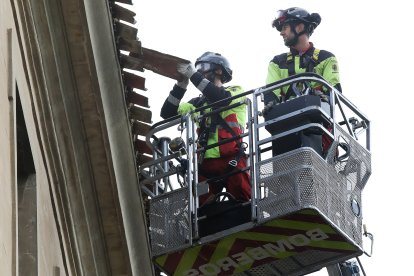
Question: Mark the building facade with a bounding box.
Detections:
[0,0,154,275]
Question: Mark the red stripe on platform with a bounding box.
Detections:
[161,250,185,274]
[192,240,220,269]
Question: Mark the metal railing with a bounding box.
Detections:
[140,73,371,257]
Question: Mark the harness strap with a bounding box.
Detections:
[196,93,245,170]
[287,48,321,75]
[307,48,320,73]
[214,114,245,167]
[312,48,320,63]
[285,48,321,100]
[195,96,209,163]
[287,52,295,76]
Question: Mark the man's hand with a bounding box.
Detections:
[176,78,189,89]
[261,100,275,116]
[313,89,329,102]
[177,63,196,78]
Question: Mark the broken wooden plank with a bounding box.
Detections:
[136,153,153,166]
[131,120,151,136]
[126,90,149,107]
[130,47,190,81]
[112,3,136,24]
[118,37,142,54]
[129,105,152,123]
[114,21,137,41]
[123,71,146,91]
[120,54,144,71]
[134,139,152,155]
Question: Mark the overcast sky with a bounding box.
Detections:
[135,1,413,275]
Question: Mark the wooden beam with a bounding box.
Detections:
[112,3,136,24]
[120,54,144,71]
[126,90,149,107]
[114,21,137,41]
[131,121,151,136]
[136,153,153,166]
[129,105,152,123]
[118,37,142,54]
[123,71,146,91]
[134,139,152,155]
[131,47,190,81]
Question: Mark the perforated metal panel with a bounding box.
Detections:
[148,187,190,256]
[234,250,345,276]
[257,143,371,248]
[332,124,372,190]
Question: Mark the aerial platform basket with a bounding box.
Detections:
[149,146,370,276]
[141,73,372,276]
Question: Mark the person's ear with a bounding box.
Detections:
[296,23,305,33]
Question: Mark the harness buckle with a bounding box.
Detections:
[228,159,238,167]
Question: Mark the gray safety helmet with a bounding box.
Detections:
[195,52,233,83]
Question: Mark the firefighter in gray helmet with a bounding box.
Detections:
[160,52,251,206]
[194,52,233,83]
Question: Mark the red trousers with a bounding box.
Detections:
[198,155,251,205]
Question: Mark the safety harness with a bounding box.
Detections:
[287,47,320,75]
[210,113,245,167]
[284,48,320,99]
[196,95,246,172]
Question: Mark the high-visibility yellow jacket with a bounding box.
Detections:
[266,43,341,102]
[178,86,246,159]
[160,72,246,159]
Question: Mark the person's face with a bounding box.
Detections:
[280,22,305,47]
[280,23,295,46]
[196,63,223,83]
[207,68,223,86]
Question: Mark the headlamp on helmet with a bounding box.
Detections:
[272,7,321,35]
[273,10,288,31]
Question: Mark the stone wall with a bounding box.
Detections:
[0,1,66,275]
[0,0,154,275]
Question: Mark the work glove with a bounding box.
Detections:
[176,77,189,89]
[260,100,275,116]
[177,63,196,79]
[313,89,329,102]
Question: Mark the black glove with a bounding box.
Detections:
[261,100,275,116]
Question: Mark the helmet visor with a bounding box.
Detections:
[196,63,215,73]
[273,9,287,31]
[275,9,286,21]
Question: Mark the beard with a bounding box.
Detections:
[284,34,298,47]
